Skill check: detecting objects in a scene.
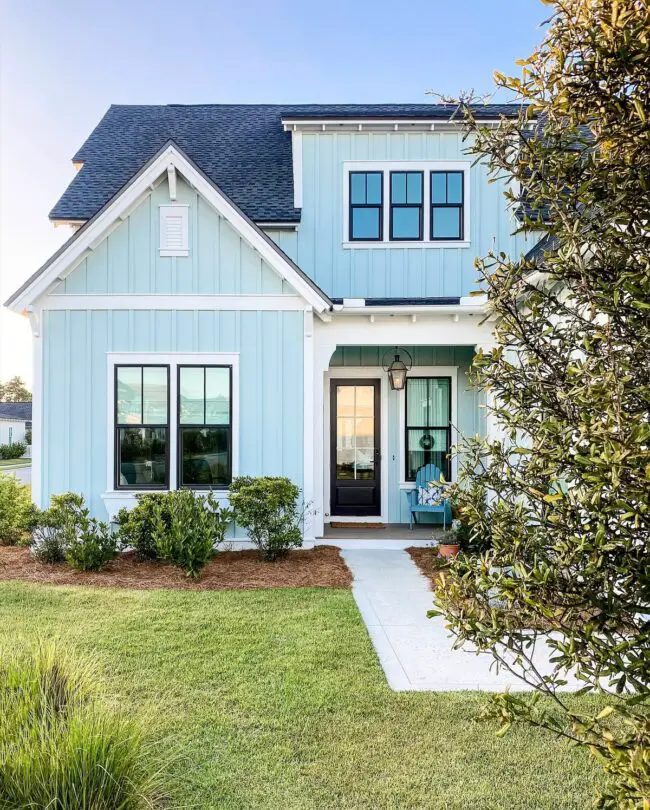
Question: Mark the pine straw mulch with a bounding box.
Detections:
[405,546,444,589]
[0,545,352,591]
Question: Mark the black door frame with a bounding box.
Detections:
[329,378,381,517]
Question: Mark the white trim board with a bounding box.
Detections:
[342,160,471,247]
[103,351,239,519]
[6,142,331,314]
[323,367,389,525]
[41,295,309,311]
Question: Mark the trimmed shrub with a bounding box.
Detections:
[0,644,166,808]
[65,518,116,572]
[0,441,27,460]
[0,473,37,545]
[149,489,232,578]
[24,429,32,446]
[115,493,173,560]
[229,476,303,561]
[31,493,116,571]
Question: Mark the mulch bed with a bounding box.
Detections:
[406,546,443,587]
[0,545,352,591]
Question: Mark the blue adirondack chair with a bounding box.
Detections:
[404,463,453,530]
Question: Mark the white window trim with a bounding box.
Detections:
[398,366,458,488]
[103,352,239,516]
[342,160,470,248]
[159,204,189,257]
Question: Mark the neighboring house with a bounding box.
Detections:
[5,104,540,543]
[0,402,32,446]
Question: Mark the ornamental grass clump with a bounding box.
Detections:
[229,476,304,561]
[0,643,166,809]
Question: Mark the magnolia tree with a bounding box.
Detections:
[434,1,649,806]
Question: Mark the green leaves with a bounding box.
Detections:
[433,1,650,805]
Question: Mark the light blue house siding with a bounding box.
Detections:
[41,309,304,520]
[59,177,294,295]
[330,345,480,524]
[266,131,533,299]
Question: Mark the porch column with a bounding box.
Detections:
[474,342,502,443]
[311,339,336,540]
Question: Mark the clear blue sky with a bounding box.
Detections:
[0,0,549,386]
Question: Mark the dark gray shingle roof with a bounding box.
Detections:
[0,402,32,421]
[51,104,525,223]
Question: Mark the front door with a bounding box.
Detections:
[330,379,381,517]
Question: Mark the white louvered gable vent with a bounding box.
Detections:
[159,205,189,256]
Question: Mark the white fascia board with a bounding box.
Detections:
[9,144,330,314]
[282,119,506,132]
[335,303,487,316]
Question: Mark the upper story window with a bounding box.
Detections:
[390,172,423,241]
[430,171,464,240]
[344,161,469,246]
[349,171,383,241]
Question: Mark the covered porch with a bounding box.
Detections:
[305,303,496,542]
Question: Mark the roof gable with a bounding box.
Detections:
[6,141,332,312]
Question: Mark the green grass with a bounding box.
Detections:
[0,458,30,468]
[0,582,604,809]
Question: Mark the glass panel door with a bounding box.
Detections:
[331,380,381,517]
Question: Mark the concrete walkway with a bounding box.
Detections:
[342,548,580,692]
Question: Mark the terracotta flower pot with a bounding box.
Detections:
[438,543,460,558]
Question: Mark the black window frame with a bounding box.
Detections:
[389,170,423,241]
[404,375,452,482]
[177,364,233,490]
[430,170,465,241]
[348,171,384,242]
[114,364,170,491]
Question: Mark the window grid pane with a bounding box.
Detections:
[405,377,451,481]
[390,171,423,241]
[430,171,464,241]
[349,172,383,241]
[177,366,232,489]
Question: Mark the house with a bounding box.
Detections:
[0,402,32,447]
[5,104,538,543]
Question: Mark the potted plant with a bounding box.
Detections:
[437,518,469,558]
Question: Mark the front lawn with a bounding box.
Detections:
[0,458,30,468]
[0,582,603,809]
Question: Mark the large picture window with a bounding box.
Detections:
[349,171,383,241]
[115,365,169,489]
[405,377,451,481]
[178,366,232,488]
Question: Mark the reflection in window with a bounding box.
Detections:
[430,171,464,240]
[349,172,383,240]
[178,366,232,488]
[336,385,375,481]
[390,171,423,240]
[405,377,451,481]
[115,366,169,489]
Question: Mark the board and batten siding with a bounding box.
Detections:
[58,177,295,296]
[41,309,304,520]
[268,131,532,300]
[330,345,481,524]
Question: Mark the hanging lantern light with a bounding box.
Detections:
[382,347,413,391]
